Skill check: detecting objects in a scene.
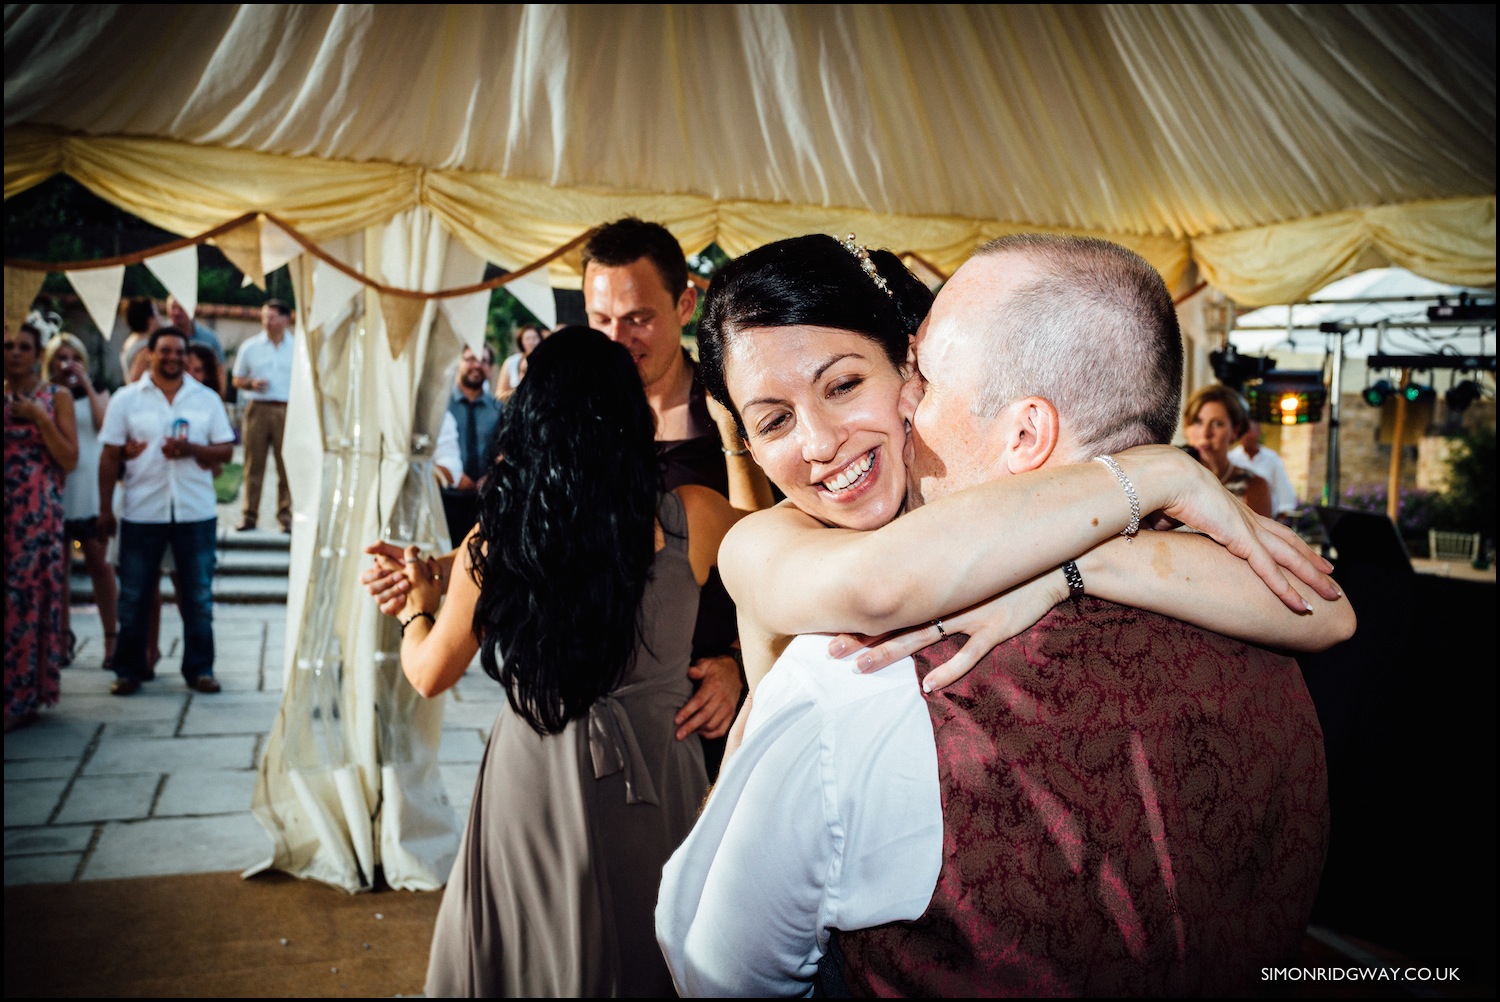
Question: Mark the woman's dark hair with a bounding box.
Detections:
[467,326,663,735]
[16,321,44,352]
[697,234,935,433]
[186,343,223,398]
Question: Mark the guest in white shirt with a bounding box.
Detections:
[1230,419,1300,519]
[99,327,234,696]
[230,299,295,532]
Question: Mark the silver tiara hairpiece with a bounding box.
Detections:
[840,233,892,297]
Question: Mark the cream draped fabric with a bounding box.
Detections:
[247,211,476,892]
[5,4,1492,303]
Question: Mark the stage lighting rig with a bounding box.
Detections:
[1209,344,1276,391]
[1363,379,1395,407]
[1445,379,1483,413]
[1428,292,1496,322]
[1245,371,1327,425]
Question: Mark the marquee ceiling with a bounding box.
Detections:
[5,4,1495,303]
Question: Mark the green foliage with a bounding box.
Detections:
[485,286,543,357]
[1433,425,1495,537]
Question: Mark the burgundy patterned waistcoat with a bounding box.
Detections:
[839,598,1329,996]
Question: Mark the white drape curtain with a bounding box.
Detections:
[249,209,481,892]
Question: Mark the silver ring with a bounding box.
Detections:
[932,619,949,641]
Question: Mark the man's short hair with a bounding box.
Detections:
[147,326,189,351]
[462,343,495,365]
[969,234,1182,457]
[124,297,157,334]
[580,217,689,303]
[263,299,293,318]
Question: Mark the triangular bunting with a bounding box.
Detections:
[504,267,557,330]
[216,217,265,289]
[309,256,364,334]
[5,267,48,337]
[143,244,200,316]
[65,264,127,341]
[379,292,427,360]
[438,289,491,355]
[260,217,303,279]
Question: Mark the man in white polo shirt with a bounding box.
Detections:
[231,298,295,532]
[99,327,235,696]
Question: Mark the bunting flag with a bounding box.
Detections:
[379,292,427,359]
[216,216,266,289]
[143,243,200,316]
[438,288,491,355]
[504,266,557,330]
[5,266,48,335]
[309,255,364,334]
[65,263,127,341]
[260,216,303,279]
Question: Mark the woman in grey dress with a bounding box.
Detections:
[388,327,743,997]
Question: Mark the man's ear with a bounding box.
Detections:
[676,284,699,327]
[1000,397,1060,474]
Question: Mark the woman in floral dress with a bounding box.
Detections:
[5,321,78,732]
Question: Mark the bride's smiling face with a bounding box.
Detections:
[725,325,909,531]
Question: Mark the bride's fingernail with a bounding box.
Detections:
[921,678,933,693]
[829,639,846,657]
[857,654,874,672]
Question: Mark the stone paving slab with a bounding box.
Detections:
[5,778,71,827]
[5,852,81,886]
[180,691,284,736]
[83,734,259,777]
[55,774,162,825]
[5,824,93,856]
[157,768,261,817]
[82,814,273,881]
[3,717,99,761]
[435,728,486,765]
[4,758,78,781]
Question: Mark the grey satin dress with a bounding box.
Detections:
[424,492,707,997]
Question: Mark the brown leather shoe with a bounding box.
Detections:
[235,520,256,532]
[110,678,142,696]
[188,676,222,694]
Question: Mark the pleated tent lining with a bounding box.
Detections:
[4,4,1494,304]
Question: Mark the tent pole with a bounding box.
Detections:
[1325,331,1345,504]
[1386,368,1410,524]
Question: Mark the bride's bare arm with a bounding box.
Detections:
[1079,530,1354,647]
[839,528,1355,691]
[719,444,1338,643]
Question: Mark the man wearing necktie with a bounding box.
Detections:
[439,344,501,545]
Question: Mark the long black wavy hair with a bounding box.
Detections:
[467,326,662,735]
[697,234,935,433]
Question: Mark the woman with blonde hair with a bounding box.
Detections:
[44,332,117,668]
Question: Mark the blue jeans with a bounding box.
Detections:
[114,518,218,682]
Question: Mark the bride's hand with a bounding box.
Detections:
[1126,446,1340,611]
[827,570,1068,691]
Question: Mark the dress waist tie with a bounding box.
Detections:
[586,671,684,806]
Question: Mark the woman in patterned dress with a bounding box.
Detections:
[5,321,78,732]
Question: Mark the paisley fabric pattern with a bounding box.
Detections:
[840,597,1329,997]
[5,383,68,726]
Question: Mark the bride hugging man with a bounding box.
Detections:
[655,232,1352,997]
